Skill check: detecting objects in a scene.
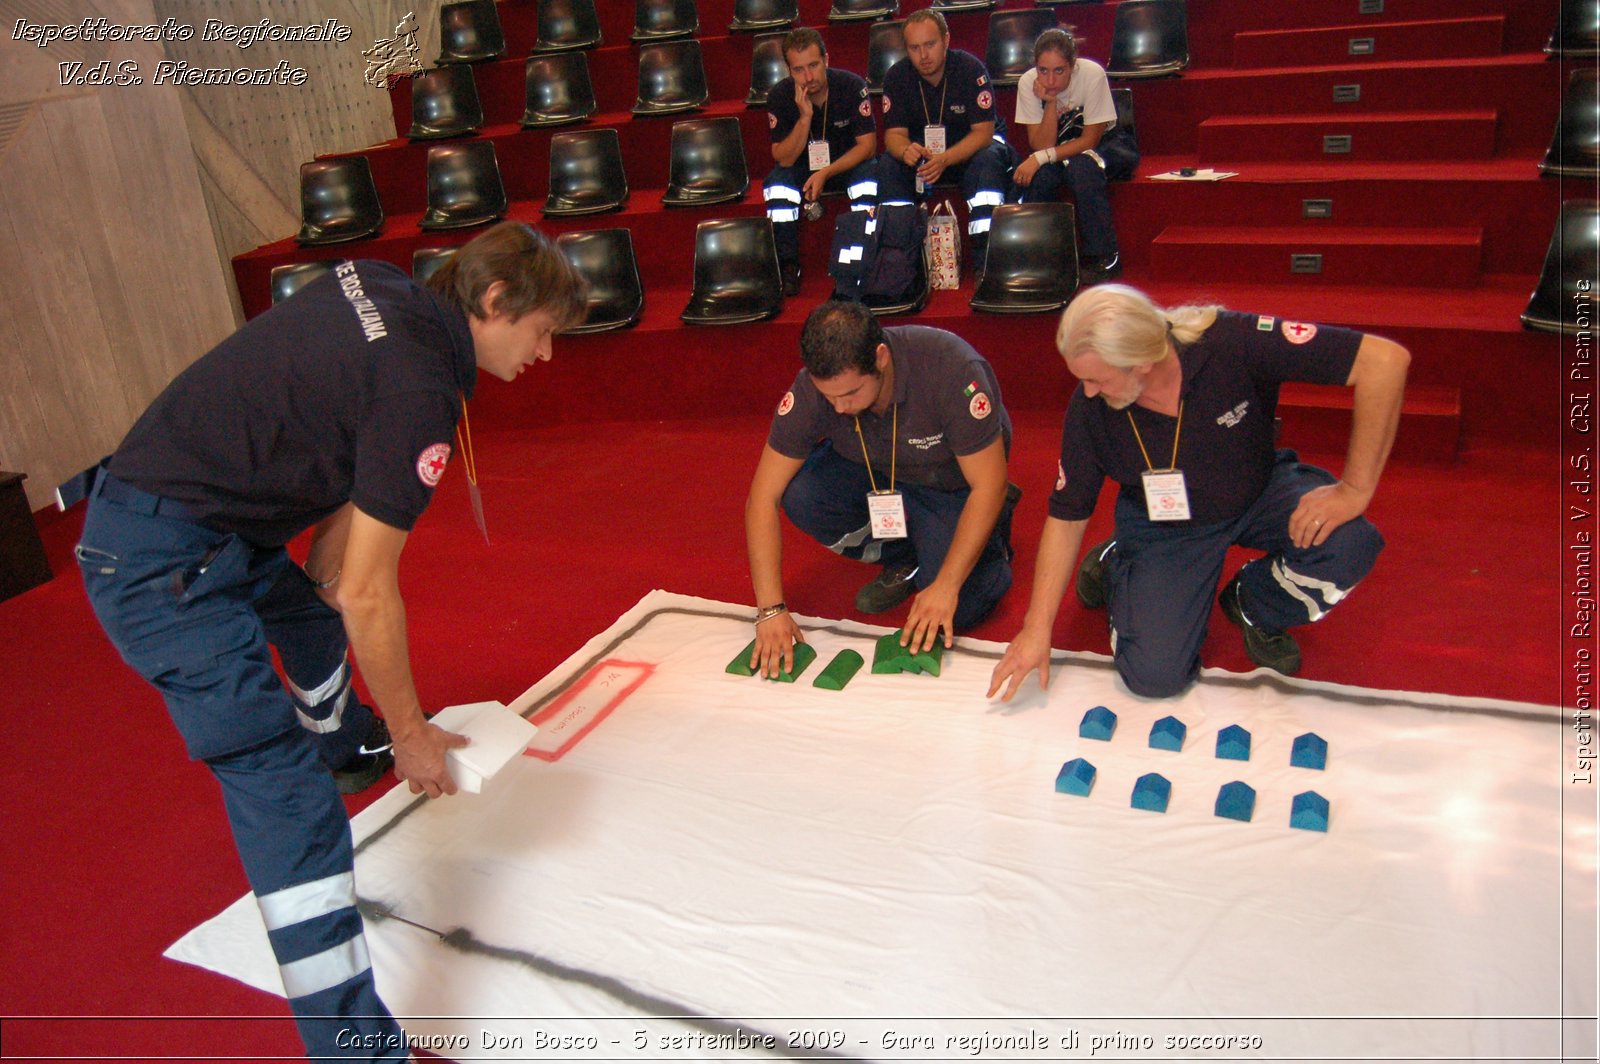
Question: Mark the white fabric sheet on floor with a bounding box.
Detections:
[167,591,1596,1062]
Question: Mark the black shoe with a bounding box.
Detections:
[780,260,802,298]
[1076,537,1115,609]
[1219,574,1302,676]
[1079,253,1122,287]
[856,562,919,614]
[332,718,394,796]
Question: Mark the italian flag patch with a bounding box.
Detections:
[1256,315,1275,331]
[963,380,978,396]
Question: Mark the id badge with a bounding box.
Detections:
[924,124,947,154]
[1141,470,1192,522]
[807,139,831,171]
[867,490,908,540]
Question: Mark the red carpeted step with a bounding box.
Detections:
[1278,381,1461,464]
[1186,0,1551,62]
[1232,15,1506,69]
[1114,55,1557,158]
[1197,110,1499,164]
[1150,224,1485,287]
[1115,158,1558,273]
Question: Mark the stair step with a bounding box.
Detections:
[1187,0,1550,60]
[1116,157,1558,272]
[1278,382,1460,464]
[1232,15,1506,69]
[1150,225,1484,286]
[1197,110,1499,163]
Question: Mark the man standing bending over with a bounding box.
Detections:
[76,222,586,1059]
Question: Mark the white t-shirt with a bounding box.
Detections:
[1013,58,1117,145]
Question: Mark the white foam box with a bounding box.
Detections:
[428,700,538,794]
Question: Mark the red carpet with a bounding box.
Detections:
[1,0,1570,1056]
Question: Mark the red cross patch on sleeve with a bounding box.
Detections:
[416,442,451,487]
[1281,321,1318,344]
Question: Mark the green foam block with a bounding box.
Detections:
[870,631,943,676]
[727,639,816,682]
[814,649,865,690]
[726,639,759,676]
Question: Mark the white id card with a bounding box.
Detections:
[867,490,908,539]
[1141,470,1192,521]
[807,139,831,171]
[923,124,947,154]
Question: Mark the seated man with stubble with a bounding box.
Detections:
[744,301,1021,679]
[762,26,878,297]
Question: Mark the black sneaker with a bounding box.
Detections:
[780,260,802,298]
[856,562,919,614]
[1075,537,1116,609]
[332,718,395,796]
[1219,574,1302,676]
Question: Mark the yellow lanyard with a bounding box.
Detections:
[1127,401,1184,472]
[919,74,947,127]
[853,404,898,493]
[454,393,479,487]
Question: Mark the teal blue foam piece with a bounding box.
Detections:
[1148,715,1186,751]
[1216,723,1252,761]
[1290,732,1328,770]
[1214,781,1256,822]
[1054,758,1096,797]
[1290,790,1330,832]
[1130,772,1171,813]
[1079,705,1117,741]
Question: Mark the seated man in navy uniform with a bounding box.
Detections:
[988,283,1409,701]
[1011,28,1139,285]
[876,8,1017,275]
[762,26,878,296]
[76,222,586,1060]
[745,300,1019,678]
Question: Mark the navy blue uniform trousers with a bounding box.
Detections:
[763,157,879,266]
[876,138,1018,266]
[1018,128,1139,260]
[1103,450,1384,697]
[76,474,406,1060]
[782,443,1012,628]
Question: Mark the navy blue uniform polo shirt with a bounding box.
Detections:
[768,325,1010,493]
[109,260,476,547]
[768,67,876,161]
[881,48,1006,146]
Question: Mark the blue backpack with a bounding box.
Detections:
[828,203,928,307]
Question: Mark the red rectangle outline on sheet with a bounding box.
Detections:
[522,659,655,762]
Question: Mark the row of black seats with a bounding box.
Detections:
[416,7,1174,142]
[277,199,1085,326]
[299,115,762,241]
[439,0,1139,58]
